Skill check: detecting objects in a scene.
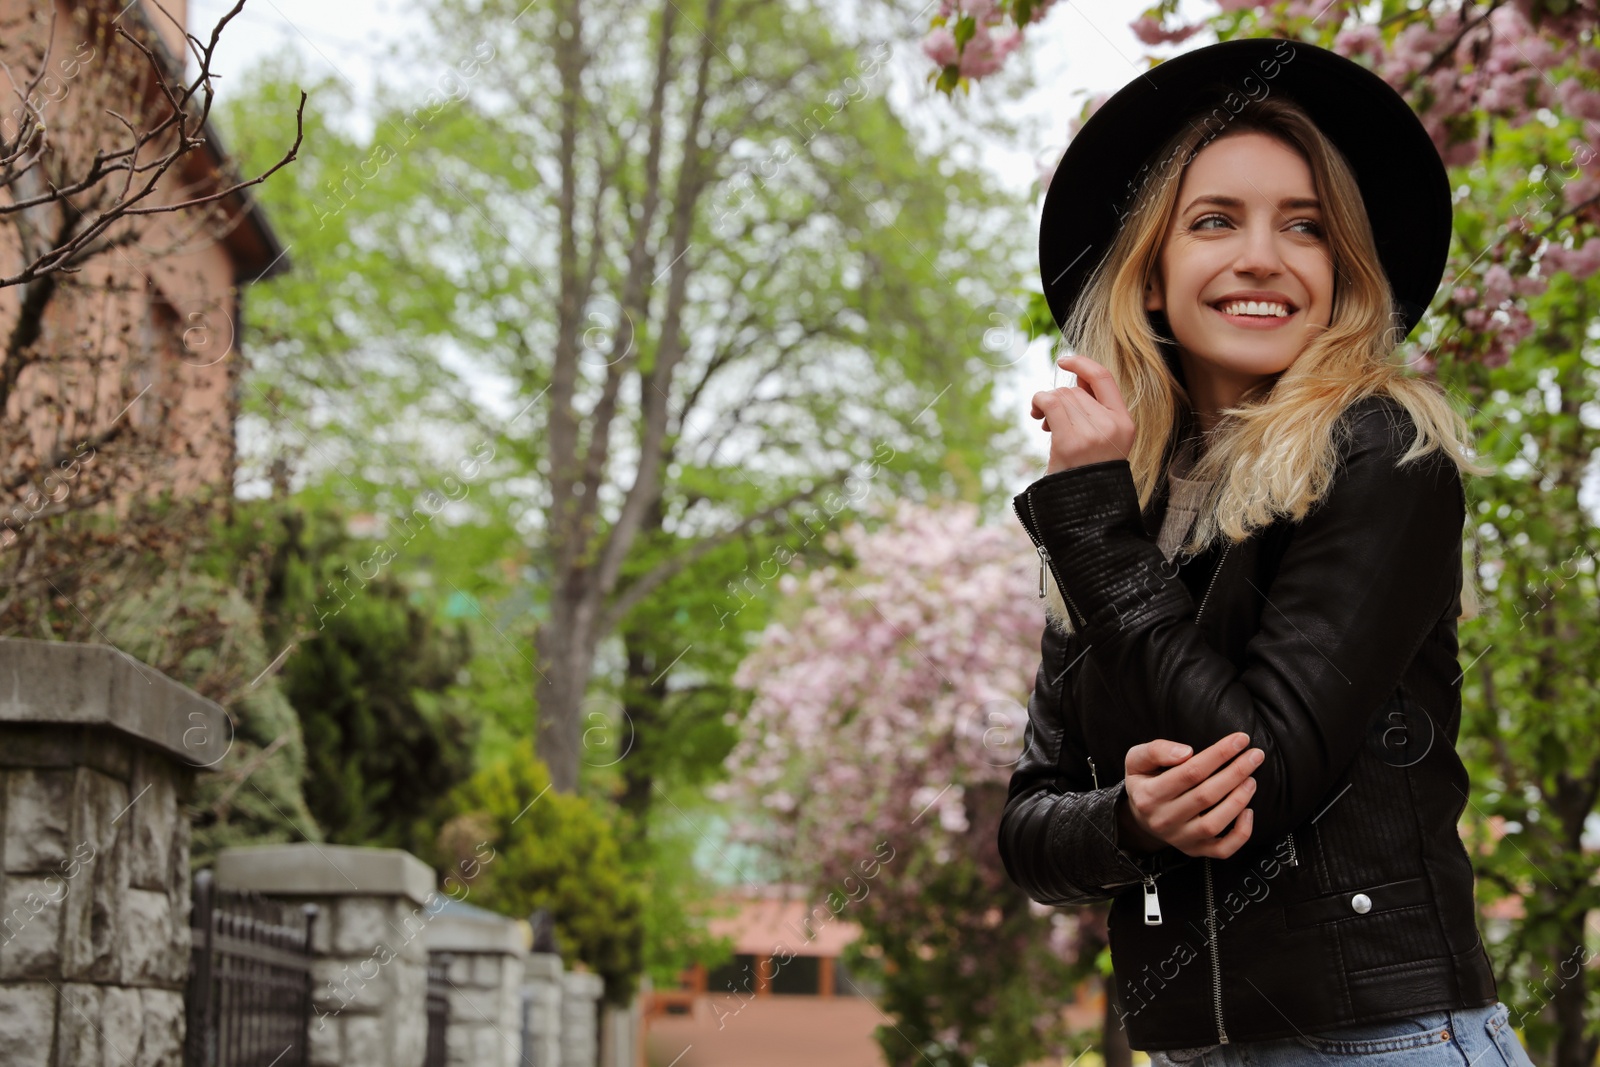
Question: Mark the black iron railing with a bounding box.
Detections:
[184,869,318,1067]
[424,952,452,1067]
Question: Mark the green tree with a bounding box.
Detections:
[215,0,1036,800]
[236,498,480,854]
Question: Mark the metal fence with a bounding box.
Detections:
[184,869,319,1067]
[424,952,452,1067]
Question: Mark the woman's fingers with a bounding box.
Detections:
[1184,744,1263,820]
[1209,808,1255,859]
[1137,733,1249,807]
[1057,353,1131,417]
[1125,738,1197,779]
[1032,386,1081,425]
[1126,733,1261,860]
[1179,780,1257,859]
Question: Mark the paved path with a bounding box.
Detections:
[645,995,890,1067]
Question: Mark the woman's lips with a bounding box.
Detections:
[1210,304,1297,330]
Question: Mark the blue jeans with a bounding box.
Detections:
[1149,1002,1538,1066]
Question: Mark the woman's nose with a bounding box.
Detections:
[1232,224,1287,276]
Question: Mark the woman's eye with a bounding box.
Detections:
[1190,214,1324,237]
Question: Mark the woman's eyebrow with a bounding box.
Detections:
[1181,194,1323,213]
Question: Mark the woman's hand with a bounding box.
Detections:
[1029,353,1136,475]
[1115,733,1264,860]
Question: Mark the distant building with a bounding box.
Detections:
[0,0,287,506]
[694,882,874,1001]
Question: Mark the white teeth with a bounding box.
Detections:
[1217,300,1290,317]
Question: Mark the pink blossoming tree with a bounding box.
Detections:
[716,496,1112,1065]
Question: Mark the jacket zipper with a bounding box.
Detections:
[1196,541,1231,1044]
[1193,544,1297,1043]
[1203,856,1226,1043]
[1195,542,1228,623]
[1017,494,1085,626]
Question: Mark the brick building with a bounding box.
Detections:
[0,0,286,516]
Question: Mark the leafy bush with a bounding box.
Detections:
[429,740,645,1006]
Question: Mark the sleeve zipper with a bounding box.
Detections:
[1092,754,1165,925]
[1015,493,1086,626]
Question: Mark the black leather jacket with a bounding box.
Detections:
[999,394,1499,1051]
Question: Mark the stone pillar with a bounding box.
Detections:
[423,898,527,1067]
[519,952,565,1067]
[0,636,228,1067]
[215,843,437,1067]
[561,970,604,1067]
[598,996,640,1067]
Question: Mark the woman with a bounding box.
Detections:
[997,37,1539,1067]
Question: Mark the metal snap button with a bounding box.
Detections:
[1351,893,1372,914]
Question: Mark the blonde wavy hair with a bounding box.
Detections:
[1055,92,1493,621]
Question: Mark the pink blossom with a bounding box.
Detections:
[1542,239,1600,280]
[939,0,999,17]
[1512,273,1549,297]
[1334,24,1382,61]
[1494,306,1537,347]
[1557,81,1600,122]
[1483,337,1513,368]
[1130,15,1205,45]
[957,23,1024,79]
[1442,139,1481,168]
[1517,33,1563,71]
[1565,174,1600,212]
[1481,264,1515,306]
[720,497,1048,902]
[923,26,959,69]
[1024,0,1060,22]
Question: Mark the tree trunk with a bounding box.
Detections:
[534,581,600,793]
[618,633,664,828]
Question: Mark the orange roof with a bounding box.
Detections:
[705,886,863,958]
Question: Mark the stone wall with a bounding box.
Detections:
[0,637,228,1067]
[599,997,640,1067]
[0,635,647,1067]
[561,970,605,1067]
[216,843,437,1067]
[424,898,528,1067]
[521,952,566,1067]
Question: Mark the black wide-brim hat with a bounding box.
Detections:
[1039,36,1451,343]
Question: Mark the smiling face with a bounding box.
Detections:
[1143,130,1335,414]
